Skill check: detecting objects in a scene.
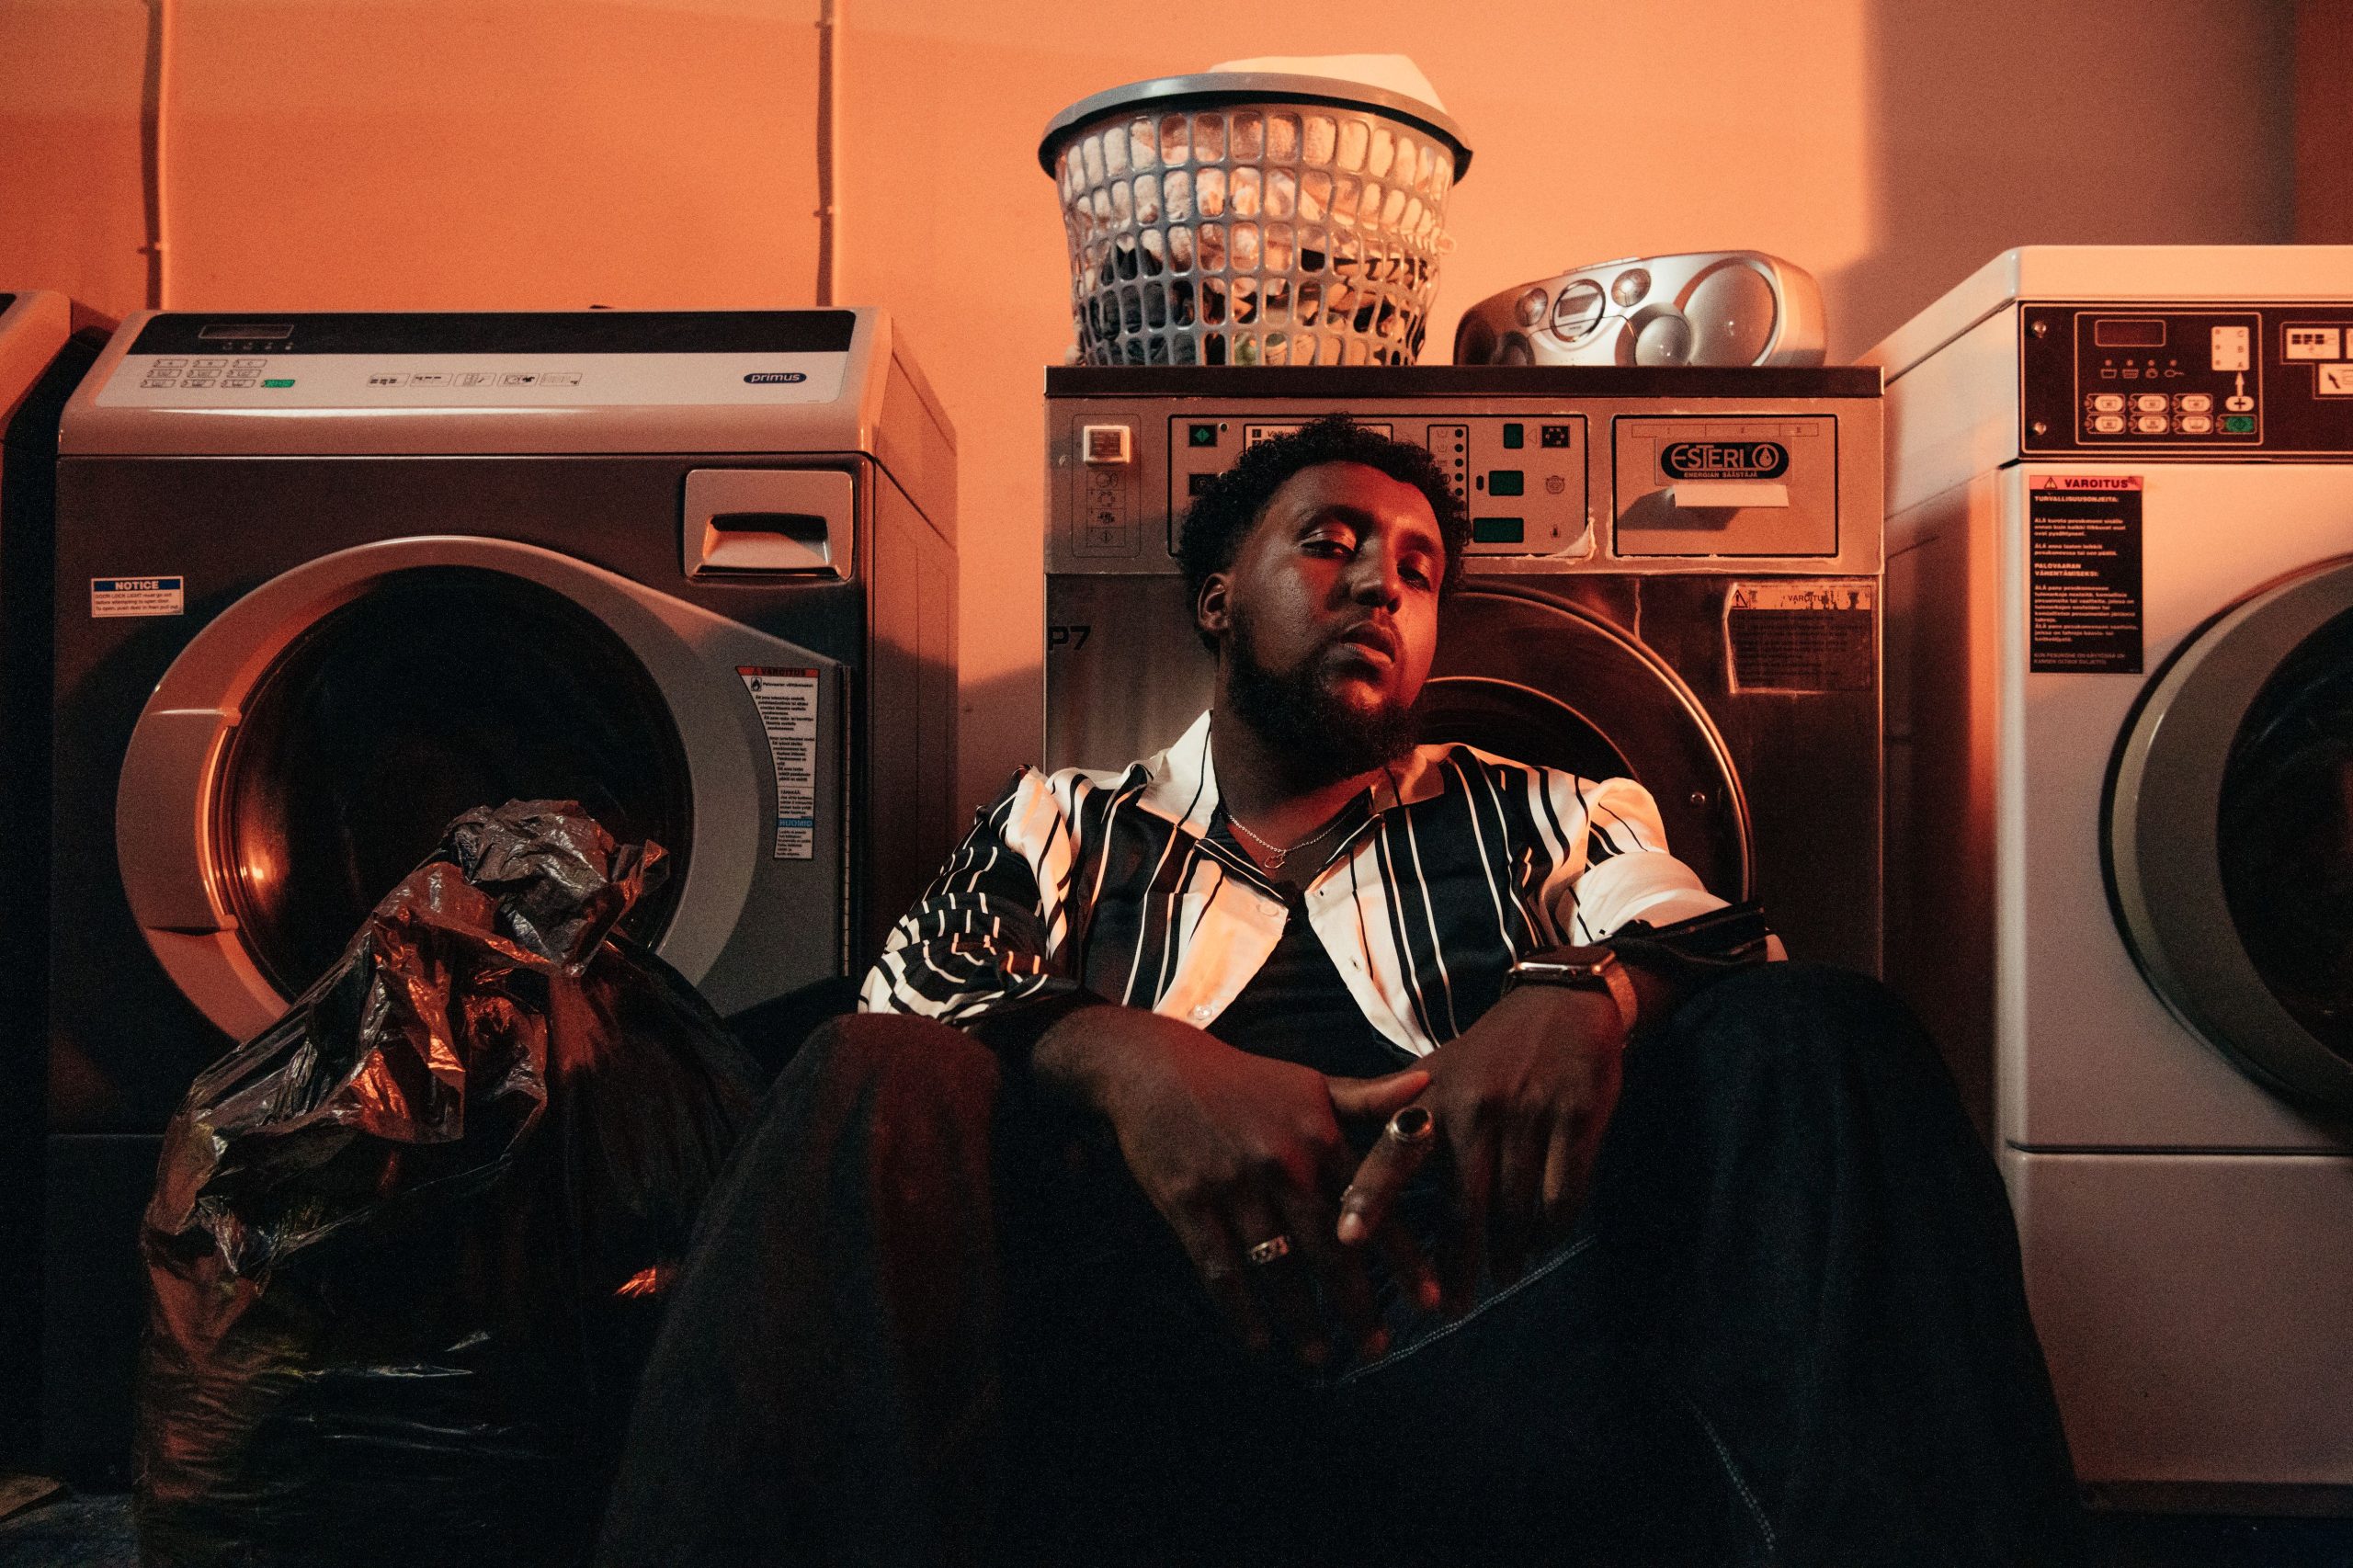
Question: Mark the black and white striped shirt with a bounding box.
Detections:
[859,710,1728,1057]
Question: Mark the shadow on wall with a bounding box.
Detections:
[1829,0,2293,360]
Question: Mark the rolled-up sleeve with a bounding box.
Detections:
[1536,771,1727,941]
[858,768,1109,1051]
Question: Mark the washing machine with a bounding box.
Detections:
[1870,245,2353,1509]
[1042,365,1883,972]
[38,307,958,1477]
[1,290,112,1466]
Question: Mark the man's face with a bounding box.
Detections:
[1200,460,1446,774]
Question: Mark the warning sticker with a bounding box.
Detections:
[91,576,185,618]
[1726,580,1877,691]
[2029,476,2143,674]
[738,666,820,859]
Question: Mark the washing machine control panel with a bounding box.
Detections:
[96,311,857,409]
[2021,302,2353,458]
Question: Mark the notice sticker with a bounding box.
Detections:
[91,576,184,618]
[1726,580,1877,691]
[738,666,819,859]
[2029,477,2143,674]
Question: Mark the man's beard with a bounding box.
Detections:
[1223,603,1421,789]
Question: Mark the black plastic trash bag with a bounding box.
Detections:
[133,801,766,1568]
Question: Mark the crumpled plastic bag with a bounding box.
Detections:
[133,801,767,1568]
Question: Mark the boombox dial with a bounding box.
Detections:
[1457,251,1825,369]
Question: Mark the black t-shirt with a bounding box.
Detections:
[1204,858,1410,1081]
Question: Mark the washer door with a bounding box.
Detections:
[2108,556,2353,1110]
[118,536,835,1042]
[1423,589,1751,903]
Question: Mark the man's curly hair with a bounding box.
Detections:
[1176,415,1472,651]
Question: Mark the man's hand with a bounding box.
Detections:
[1336,984,1628,1314]
[1035,1004,1429,1366]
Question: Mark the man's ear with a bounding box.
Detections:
[1197,573,1231,640]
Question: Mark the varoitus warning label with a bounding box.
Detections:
[737,666,819,859]
[2029,476,2142,674]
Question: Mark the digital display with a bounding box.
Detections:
[2094,319,2167,348]
[1488,470,1525,496]
[1471,517,1525,543]
[199,323,295,340]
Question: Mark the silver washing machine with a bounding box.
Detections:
[1871,246,2353,1509]
[1,290,112,1467]
[39,307,957,1477]
[1042,365,1883,971]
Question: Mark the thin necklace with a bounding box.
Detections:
[1225,805,1350,873]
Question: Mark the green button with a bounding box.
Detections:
[1472,517,1525,543]
[1502,422,1525,449]
[1488,470,1525,496]
[262,378,294,388]
[2222,415,2255,433]
[1188,423,1219,447]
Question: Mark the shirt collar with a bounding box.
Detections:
[1136,710,1461,841]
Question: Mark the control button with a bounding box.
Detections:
[222,378,256,388]
[233,358,265,368]
[2211,324,2252,371]
[2177,415,2212,434]
[2134,393,2168,414]
[140,380,173,389]
[1609,268,1650,307]
[155,358,187,368]
[408,372,449,386]
[2134,414,2169,434]
[2225,393,2256,412]
[2120,367,2140,379]
[501,372,539,385]
[1188,422,1220,447]
[367,373,407,386]
[261,379,294,388]
[2090,393,2125,413]
[2284,325,2341,361]
[1540,423,1575,448]
[1488,469,1526,496]
[181,379,213,388]
[540,371,582,385]
[1188,472,1216,496]
[2222,415,2257,433]
[457,372,494,386]
[1502,422,1524,449]
[2176,393,2212,413]
[1514,288,1548,327]
[2090,414,2127,435]
[1080,424,1131,463]
[193,358,226,368]
[2316,364,2353,397]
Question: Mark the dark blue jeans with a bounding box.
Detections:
[597,966,2088,1567]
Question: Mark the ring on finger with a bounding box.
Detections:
[1245,1233,1294,1267]
[1385,1105,1437,1146]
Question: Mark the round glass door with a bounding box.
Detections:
[2108,558,2353,1110]
[1423,587,1750,903]
[215,566,693,999]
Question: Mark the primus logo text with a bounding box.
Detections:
[745,371,809,384]
[1660,440,1790,481]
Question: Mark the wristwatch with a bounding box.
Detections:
[1503,943,1641,1037]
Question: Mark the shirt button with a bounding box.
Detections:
[1189,1003,1214,1020]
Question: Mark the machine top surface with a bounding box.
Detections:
[1046,364,1881,399]
[1864,245,2353,385]
[62,306,954,472]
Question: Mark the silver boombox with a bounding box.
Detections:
[1455,250,1825,369]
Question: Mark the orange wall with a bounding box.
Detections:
[1,0,2297,817]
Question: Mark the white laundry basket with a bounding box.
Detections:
[1040,73,1473,368]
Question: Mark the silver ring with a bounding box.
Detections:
[1385,1105,1437,1146]
[1245,1234,1293,1267]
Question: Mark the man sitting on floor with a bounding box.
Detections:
[597,416,2088,1567]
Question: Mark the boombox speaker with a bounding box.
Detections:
[1455,250,1825,368]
